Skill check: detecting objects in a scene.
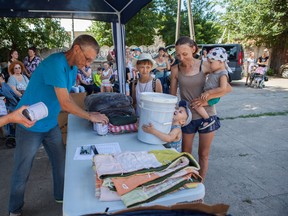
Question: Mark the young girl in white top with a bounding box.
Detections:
[131,53,162,116]
[101,62,113,92]
[245,51,256,85]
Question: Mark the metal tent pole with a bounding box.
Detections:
[187,0,195,41]
[175,0,182,42]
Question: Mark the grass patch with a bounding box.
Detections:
[220,111,288,120]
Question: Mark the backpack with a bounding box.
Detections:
[84,92,136,122]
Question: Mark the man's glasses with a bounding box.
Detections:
[80,46,94,64]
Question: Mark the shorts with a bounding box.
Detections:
[181,115,220,134]
[101,79,112,87]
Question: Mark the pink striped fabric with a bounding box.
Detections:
[109,123,138,134]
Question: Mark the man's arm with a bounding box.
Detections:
[55,87,108,124]
[0,106,35,128]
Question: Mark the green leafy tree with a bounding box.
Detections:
[220,0,288,74]
[89,2,159,46]
[158,0,222,45]
[126,1,159,46]
[190,0,222,44]
[89,21,113,46]
[156,0,179,45]
[0,18,70,62]
[88,0,221,47]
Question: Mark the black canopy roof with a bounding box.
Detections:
[0,0,151,24]
[0,0,152,93]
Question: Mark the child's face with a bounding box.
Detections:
[208,59,226,72]
[135,50,141,56]
[159,50,165,56]
[137,62,153,76]
[103,63,109,69]
[173,107,188,125]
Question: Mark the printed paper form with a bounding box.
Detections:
[73,142,121,160]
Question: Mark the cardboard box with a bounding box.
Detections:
[58,92,87,145]
[70,92,86,110]
[112,203,229,216]
[58,111,69,145]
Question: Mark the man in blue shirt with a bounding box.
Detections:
[8,35,109,216]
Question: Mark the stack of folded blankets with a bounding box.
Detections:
[92,149,202,208]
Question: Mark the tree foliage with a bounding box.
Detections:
[126,1,159,46]
[219,0,288,73]
[89,2,159,47]
[157,0,222,45]
[0,18,70,62]
[89,0,220,47]
[89,21,113,47]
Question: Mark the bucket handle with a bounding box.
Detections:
[146,119,172,126]
[139,102,173,125]
[139,102,175,113]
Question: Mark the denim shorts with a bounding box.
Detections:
[181,115,221,134]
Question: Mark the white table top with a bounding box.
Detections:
[63,114,205,216]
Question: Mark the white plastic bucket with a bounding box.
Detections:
[138,92,178,144]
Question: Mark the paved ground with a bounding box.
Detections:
[0,77,287,216]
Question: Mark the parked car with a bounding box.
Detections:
[165,43,245,82]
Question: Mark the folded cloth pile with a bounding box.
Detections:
[92,149,202,208]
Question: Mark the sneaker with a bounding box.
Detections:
[199,117,215,130]
[9,212,22,216]
[55,199,63,204]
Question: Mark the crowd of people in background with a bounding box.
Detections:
[1,47,42,101]
[0,34,274,216]
[245,48,270,86]
[1,44,269,100]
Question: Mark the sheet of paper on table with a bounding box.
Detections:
[73,142,121,160]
